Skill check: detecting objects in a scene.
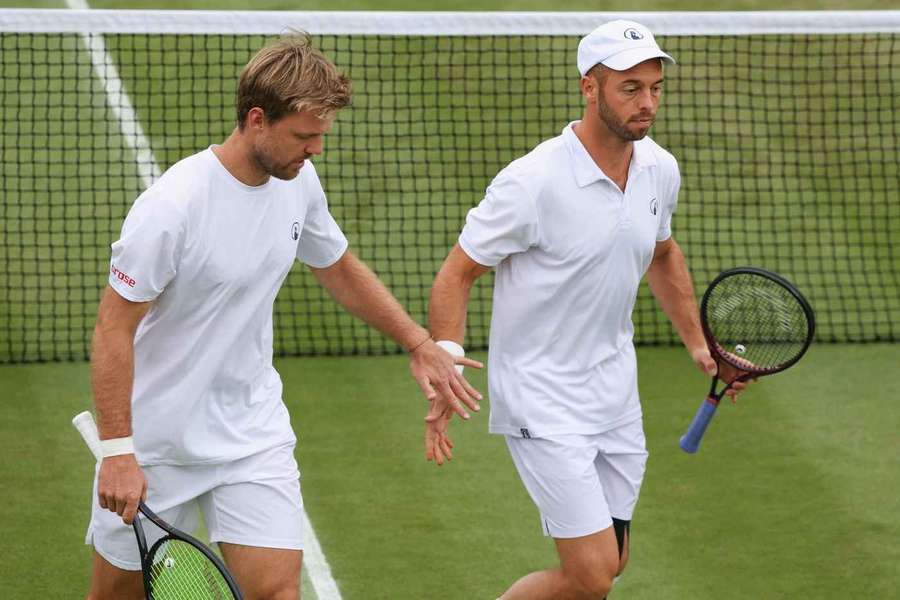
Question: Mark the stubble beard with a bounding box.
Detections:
[252,144,303,182]
[597,96,652,142]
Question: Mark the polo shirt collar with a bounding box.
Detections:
[562,121,657,189]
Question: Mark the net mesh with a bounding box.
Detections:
[1,13,898,363]
[704,272,813,372]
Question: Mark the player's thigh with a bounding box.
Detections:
[201,443,304,597]
[592,419,648,523]
[593,419,647,570]
[505,435,612,538]
[87,549,143,600]
[200,443,304,550]
[219,543,302,600]
[554,526,620,596]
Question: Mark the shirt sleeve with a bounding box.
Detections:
[108,190,186,302]
[656,158,680,242]
[296,163,349,268]
[458,168,540,267]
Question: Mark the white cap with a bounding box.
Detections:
[577,20,675,76]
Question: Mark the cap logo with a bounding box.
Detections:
[624,28,644,40]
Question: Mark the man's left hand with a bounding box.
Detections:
[690,345,752,402]
[410,339,483,420]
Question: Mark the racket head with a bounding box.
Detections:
[135,502,243,600]
[700,267,815,377]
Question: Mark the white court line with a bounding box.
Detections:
[301,508,343,600]
[66,0,160,188]
[65,1,343,597]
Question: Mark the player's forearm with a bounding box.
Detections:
[428,267,474,344]
[311,251,429,351]
[90,324,136,441]
[647,241,706,352]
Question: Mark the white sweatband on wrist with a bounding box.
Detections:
[100,436,135,458]
[436,340,465,374]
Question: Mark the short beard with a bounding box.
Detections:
[251,144,300,181]
[597,95,648,142]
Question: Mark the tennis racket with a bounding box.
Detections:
[72,411,244,600]
[679,267,815,454]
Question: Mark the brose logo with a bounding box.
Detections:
[110,264,136,288]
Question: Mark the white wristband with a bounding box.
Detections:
[436,340,465,374]
[100,436,135,458]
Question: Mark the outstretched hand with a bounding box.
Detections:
[690,346,753,402]
[425,408,455,466]
[409,339,483,420]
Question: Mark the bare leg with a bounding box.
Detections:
[219,542,302,600]
[86,550,144,600]
[500,526,619,600]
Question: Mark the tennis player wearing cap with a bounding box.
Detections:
[426,20,747,599]
[85,34,481,600]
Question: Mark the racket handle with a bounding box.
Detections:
[72,411,102,462]
[679,397,719,454]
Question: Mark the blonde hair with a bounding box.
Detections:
[236,32,351,128]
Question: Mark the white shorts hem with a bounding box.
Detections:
[91,536,142,572]
[544,516,614,539]
[212,535,304,551]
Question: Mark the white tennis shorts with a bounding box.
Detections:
[505,418,648,539]
[85,442,304,570]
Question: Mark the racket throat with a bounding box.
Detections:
[707,378,721,402]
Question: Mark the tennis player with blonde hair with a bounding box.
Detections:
[86,33,481,600]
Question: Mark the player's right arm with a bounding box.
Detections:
[429,244,490,348]
[91,286,152,525]
[426,244,490,464]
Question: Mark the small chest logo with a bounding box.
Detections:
[291,222,300,241]
[624,28,644,41]
[649,197,658,216]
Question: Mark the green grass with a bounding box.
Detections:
[1,2,898,599]
[1,345,898,599]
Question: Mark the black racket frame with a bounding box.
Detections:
[133,500,244,600]
[699,266,816,399]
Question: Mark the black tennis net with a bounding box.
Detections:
[1,10,898,362]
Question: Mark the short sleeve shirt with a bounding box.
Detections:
[459,122,680,437]
[108,148,348,465]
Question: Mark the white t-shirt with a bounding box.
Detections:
[108,148,348,465]
[459,122,680,438]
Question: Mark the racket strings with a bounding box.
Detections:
[148,539,235,599]
[706,274,811,370]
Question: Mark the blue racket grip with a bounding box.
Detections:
[680,398,719,454]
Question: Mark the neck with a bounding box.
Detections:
[574,110,634,178]
[213,128,269,187]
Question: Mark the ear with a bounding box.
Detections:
[245,107,266,130]
[580,74,600,104]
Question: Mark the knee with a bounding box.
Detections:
[569,569,615,600]
[247,584,299,600]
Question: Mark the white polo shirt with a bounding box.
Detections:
[459,122,680,438]
[108,148,348,465]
